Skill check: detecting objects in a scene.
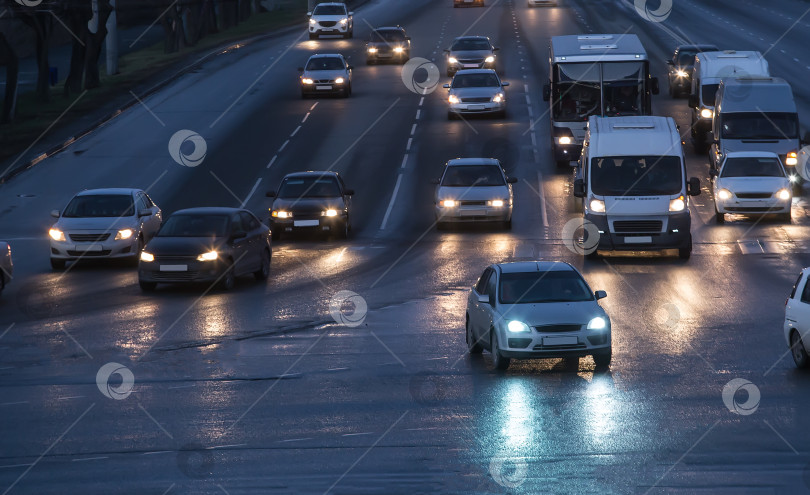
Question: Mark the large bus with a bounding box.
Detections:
[543,34,659,167]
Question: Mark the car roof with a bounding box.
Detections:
[171,207,241,215]
[373,26,404,31]
[453,35,489,41]
[495,261,577,274]
[282,170,340,178]
[308,53,344,59]
[453,69,498,76]
[314,2,346,6]
[446,158,500,166]
[724,151,781,159]
[76,188,139,196]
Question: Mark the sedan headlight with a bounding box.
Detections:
[675,69,688,78]
[440,200,457,207]
[484,55,495,63]
[448,94,460,104]
[448,57,458,64]
[492,93,504,103]
[340,17,348,24]
[323,209,338,217]
[301,78,314,85]
[140,251,154,262]
[669,196,686,212]
[197,250,218,261]
[488,200,505,207]
[309,18,316,24]
[700,108,713,119]
[717,188,732,200]
[507,320,531,333]
[558,136,572,145]
[394,46,404,53]
[367,46,378,53]
[115,228,134,240]
[587,316,607,330]
[776,188,791,200]
[786,151,798,167]
[334,77,345,84]
[272,210,292,218]
[589,198,606,213]
[48,228,65,241]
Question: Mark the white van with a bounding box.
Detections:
[573,116,701,259]
[689,51,769,148]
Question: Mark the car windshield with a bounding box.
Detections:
[312,5,344,15]
[278,177,342,198]
[721,157,785,178]
[451,39,491,51]
[702,83,719,106]
[676,50,697,67]
[371,30,405,42]
[158,214,230,237]
[62,194,134,218]
[499,270,594,304]
[306,58,344,71]
[720,112,799,139]
[590,156,683,196]
[451,73,500,88]
[442,165,505,186]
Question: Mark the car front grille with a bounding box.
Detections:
[725,207,778,212]
[532,343,587,350]
[613,220,663,233]
[150,271,200,281]
[459,200,486,206]
[318,21,337,27]
[154,255,195,262]
[69,233,111,242]
[313,79,334,84]
[458,58,483,64]
[461,97,491,103]
[67,250,112,256]
[534,324,582,333]
[736,193,773,199]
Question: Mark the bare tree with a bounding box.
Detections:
[0,32,19,123]
[5,0,56,101]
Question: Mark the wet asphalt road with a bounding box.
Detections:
[3,0,810,493]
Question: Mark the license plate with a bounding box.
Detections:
[625,236,652,244]
[463,64,479,68]
[467,104,486,111]
[464,0,472,3]
[543,336,577,346]
[316,85,332,90]
[294,220,320,227]
[321,28,333,31]
[460,209,486,216]
[75,244,103,252]
[160,265,188,272]
[377,53,392,58]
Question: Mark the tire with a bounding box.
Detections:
[490,331,511,371]
[564,357,580,370]
[309,33,317,40]
[50,258,66,270]
[0,273,5,294]
[436,221,448,231]
[220,261,236,291]
[342,84,351,98]
[254,249,271,281]
[503,219,512,230]
[466,318,483,354]
[339,219,349,239]
[130,237,144,266]
[715,210,725,224]
[447,111,457,120]
[790,330,809,368]
[781,212,792,223]
[678,235,692,260]
[272,229,281,241]
[496,109,507,119]
[585,249,601,260]
[139,280,157,292]
[556,160,571,168]
[367,58,375,65]
[345,30,353,39]
[593,349,612,369]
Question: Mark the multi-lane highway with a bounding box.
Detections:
[2,0,810,492]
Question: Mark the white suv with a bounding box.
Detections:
[308,2,353,39]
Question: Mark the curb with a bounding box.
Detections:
[0,0,373,184]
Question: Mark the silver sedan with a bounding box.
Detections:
[466,261,612,371]
[433,158,516,229]
[443,69,509,119]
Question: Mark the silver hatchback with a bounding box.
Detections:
[443,69,509,119]
[433,158,516,229]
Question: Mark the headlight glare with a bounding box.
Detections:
[309,18,316,24]
[676,69,688,77]
[272,210,292,218]
[394,46,404,53]
[448,57,458,64]
[786,151,798,166]
[717,188,732,200]
[334,77,345,84]
[140,251,154,262]
[776,188,791,200]
[700,108,713,119]
[115,228,134,240]
[492,93,504,103]
[197,250,218,261]
[367,47,377,53]
[669,196,686,212]
[587,316,607,330]
[441,200,456,207]
[324,209,338,217]
[589,198,606,213]
[301,78,314,84]
[507,320,531,333]
[48,228,65,241]
[558,136,572,145]
[448,94,460,104]
[340,18,348,24]
[485,55,495,63]
[489,200,505,207]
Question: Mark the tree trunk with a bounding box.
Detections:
[63,3,92,97]
[83,0,114,89]
[0,33,19,124]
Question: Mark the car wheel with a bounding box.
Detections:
[0,273,5,294]
[781,212,792,223]
[254,249,271,281]
[490,331,511,371]
[220,260,236,291]
[715,210,725,223]
[447,111,457,120]
[367,58,375,65]
[585,249,600,260]
[593,349,612,369]
[301,90,308,99]
[496,109,507,119]
[564,357,580,370]
[345,30,353,39]
[339,219,349,239]
[139,280,157,292]
[436,221,448,231]
[272,229,281,241]
[309,33,317,40]
[130,236,144,266]
[503,219,512,230]
[466,318,483,354]
[678,235,692,260]
[791,330,809,368]
[50,258,66,270]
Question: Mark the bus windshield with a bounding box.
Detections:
[553,62,646,121]
[603,62,644,116]
[590,156,683,196]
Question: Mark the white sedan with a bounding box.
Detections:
[465,261,611,371]
[433,158,516,229]
[0,242,12,295]
[784,267,810,368]
[712,151,792,223]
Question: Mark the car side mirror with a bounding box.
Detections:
[501,81,510,87]
[230,232,247,242]
[306,11,311,16]
[506,177,518,184]
[348,11,354,15]
[430,178,440,185]
[594,290,607,300]
[650,76,660,95]
[688,94,699,108]
[542,83,550,102]
[138,209,152,217]
[405,36,411,40]
[347,65,354,70]
[442,83,450,88]
[666,59,674,66]
[478,294,489,304]
[297,67,304,72]
[50,209,60,218]
[344,189,355,196]
[265,191,276,197]
[443,49,450,53]
[493,47,500,51]
[573,178,586,198]
[688,177,701,196]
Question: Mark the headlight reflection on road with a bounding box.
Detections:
[501,380,535,449]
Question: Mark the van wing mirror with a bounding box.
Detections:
[650,77,660,95]
[506,177,518,184]
[573,178,586,198]
[477,294,489,304]
[802,131,810,146]
[688,94,699,108]
[594,290,607,300]
[50,209,60,218]
[688,177,701,196]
